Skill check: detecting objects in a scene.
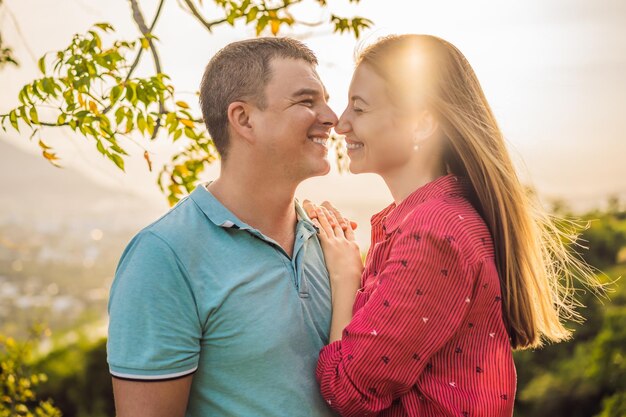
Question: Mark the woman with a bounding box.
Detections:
[305,34,598,417]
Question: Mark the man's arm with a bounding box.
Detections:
[108,230,202,416]
[112,375,193,417]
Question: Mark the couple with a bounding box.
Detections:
[107,35,575,417]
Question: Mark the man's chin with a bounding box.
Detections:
[309,161,331,178]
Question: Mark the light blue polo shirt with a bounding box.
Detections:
[107,184,335,417]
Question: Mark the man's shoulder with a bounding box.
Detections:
[133,195,211,250]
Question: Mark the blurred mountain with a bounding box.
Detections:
[0,138,163,230]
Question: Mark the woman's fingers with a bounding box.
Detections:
[321,201,346,229]
[304,200,337,239]
[343,218,356,241]
[305,199,357,237]
[302,199,318,220]
[315,206,336,237]
[322,201,358,231]
[319,206,345,238]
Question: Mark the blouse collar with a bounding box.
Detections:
[371,173,472,236]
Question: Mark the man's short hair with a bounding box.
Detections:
[199,37,318,160]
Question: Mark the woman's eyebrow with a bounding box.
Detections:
[351,95,369,105]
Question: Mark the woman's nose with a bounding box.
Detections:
[334,109,350,135]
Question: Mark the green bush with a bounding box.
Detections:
[0,331,61,417]
[34,338,113,417]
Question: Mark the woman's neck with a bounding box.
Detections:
[382,164,448,205]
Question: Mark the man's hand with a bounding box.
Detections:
[112,375,193,417]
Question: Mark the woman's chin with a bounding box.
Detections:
[348,161,363,174]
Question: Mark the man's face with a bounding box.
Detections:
[250,58,338,182]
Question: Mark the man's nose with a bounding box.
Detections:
[319,104,339,127]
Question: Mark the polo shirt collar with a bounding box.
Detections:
[294,199,321,235]
[373,174,472,235]
[189,184,318,236]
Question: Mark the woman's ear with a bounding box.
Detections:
[413,110,439,144]
[227,101,254,143]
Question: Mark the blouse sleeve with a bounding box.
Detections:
[316,216,474,416]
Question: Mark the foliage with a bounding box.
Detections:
[34,338,112,417]
[0,0,18,69]
[0,327,61,417]
[0,34,18,68]
[577,202,626,269]
[513,205,626,417]
[0,0,372,205]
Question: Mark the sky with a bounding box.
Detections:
[1,0,625,244]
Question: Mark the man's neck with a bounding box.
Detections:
[207,173,299,257]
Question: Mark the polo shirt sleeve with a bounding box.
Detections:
[107,230,201,381]
[316,216,474,416]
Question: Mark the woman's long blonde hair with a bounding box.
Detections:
[358,34,602,349]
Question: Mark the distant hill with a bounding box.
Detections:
[0,138,163,229]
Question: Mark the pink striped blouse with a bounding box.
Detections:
[316,174,516,417]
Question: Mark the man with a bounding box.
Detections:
[107,37,339,417]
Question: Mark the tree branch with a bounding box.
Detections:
[127,0,167,139]
[128,0,165,75]
[179,0,227,32]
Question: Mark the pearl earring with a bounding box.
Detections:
[413,132,420,152]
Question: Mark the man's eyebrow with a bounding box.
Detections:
[292,88,330,101]
[351,95,369,105]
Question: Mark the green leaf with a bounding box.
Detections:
[57,113,67,125]
[109,153,125,171]
[18,87,27,105]
[173,129,183,141]
[184,126,197,139]
[125,83,137,105]
[9,110,19,131]
[115,107,125,125]
[94,22,114,32]
[110,85,123,104]
[125,111,134,132]
[86,61,97,76]
[165,111,176,125]
[96,140,106,155]
[41,78,55,95]
[18,106,32,127]
[226,11,236,25]
[110,144,129,155]
[38,55,46,74]
[137,112,146,134]
[146,115,155,136]
[256,15,269,35]
[144,32,160,41]
[168,118,179,134]
[246,6,258,23]
[29,107,40,124]
[32,82,43,100]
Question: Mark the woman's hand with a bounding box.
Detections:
[304,200,363,342]
[303,200,363,291]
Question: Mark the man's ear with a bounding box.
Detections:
[227,101,254,143]
[413,110,439,144]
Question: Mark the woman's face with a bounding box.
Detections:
[336,63,415,175]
